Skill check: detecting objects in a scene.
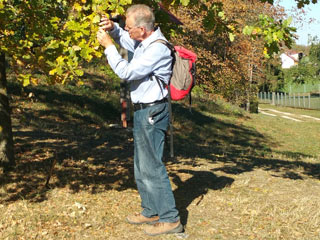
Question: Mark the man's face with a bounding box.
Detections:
[125,15,144,40]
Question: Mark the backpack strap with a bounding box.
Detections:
[150,39,175,158]
[150,39,175,53]
[149,39,174,94]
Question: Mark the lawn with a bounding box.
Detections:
[1,73,320,239]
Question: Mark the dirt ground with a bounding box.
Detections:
[1,84,320,239]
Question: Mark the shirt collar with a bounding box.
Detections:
[140,27,165,49]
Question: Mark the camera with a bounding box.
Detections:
[107,13,125,28]
[109,15,122,23]
[100,12,125,28]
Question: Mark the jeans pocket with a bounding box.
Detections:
[147,103,168,126]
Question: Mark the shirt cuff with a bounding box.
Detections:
[104,45,118,56]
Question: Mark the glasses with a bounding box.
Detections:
[125,25,144,32]
[125,25,138,31]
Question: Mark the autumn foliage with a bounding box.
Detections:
[0,0,296,104]
[164,1,270,104]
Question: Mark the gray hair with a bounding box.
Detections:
[126,4,155,31]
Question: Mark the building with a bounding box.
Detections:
[280,50,303,69]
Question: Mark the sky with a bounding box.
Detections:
[278,0,320,45]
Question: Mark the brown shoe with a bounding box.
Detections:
[126,213,159,225]
[144,220,183,236]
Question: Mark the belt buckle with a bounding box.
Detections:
[134,103,143,111]
[138,103,144,110]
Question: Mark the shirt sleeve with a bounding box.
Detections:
[104,42,172,82]
[109,23,137,52]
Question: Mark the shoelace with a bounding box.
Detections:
[152,222,165,227]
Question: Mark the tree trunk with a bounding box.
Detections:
[0,52,15,171]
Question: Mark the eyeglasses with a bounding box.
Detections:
[125,25,145,32]
[125,25,139,31]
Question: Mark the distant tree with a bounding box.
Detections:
[283,38,320,85]
[261,58,285,92]
[309,37,320,61]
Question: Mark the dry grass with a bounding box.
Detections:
[1,76,320,240]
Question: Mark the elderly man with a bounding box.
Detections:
[97,4,183,236]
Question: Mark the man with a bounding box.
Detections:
[97,4,183,236]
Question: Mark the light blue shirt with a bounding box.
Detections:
[104,23,172,104]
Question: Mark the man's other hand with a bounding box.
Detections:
[99,17,114,32]
[97,29,114,48]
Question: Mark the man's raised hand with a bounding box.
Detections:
[99,16,114,32]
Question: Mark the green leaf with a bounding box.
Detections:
[18,74,31,86]
[283,17,292,28]
[22,54,31,60]
[286,16,292,26]
[218,11,225,20]
[47,40,60,49]
[92,15,100,24]
[229,33,235,42]
[75,69,84,76]
[180,0,190,6]
[243,26,254,35]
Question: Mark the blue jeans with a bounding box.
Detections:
[133,102,180,223]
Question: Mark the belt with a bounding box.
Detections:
[133,98,168,111]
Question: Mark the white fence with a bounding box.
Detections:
[258,92,320,110]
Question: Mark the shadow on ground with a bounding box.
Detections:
[172,170,234,225]
[1,78,319,221]
[171,102,320,179]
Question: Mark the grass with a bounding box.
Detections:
[252,104,320,158]
[1,71,320,239]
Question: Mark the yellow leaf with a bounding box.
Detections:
[74,3,82,12]
[95,52,102,58]
[16,59,24,66]
[49,69,57,75]
[92,15,100,24]
[75,69,84,76]
[227,25,235,31]
[56,56,65,64]
[38,56,44,62]
[72,45,81,51]
[23,78,30,87]
[4,30,14,36]
[263,47,267,55]
[31,77,38,85]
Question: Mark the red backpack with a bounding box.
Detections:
[152,40,197,102]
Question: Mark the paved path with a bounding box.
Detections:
[258,108,320,122]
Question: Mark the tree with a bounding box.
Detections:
[162,0,292,106]
[0,0,128,170]
[0,53,14,171]
[283,38,320,85]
